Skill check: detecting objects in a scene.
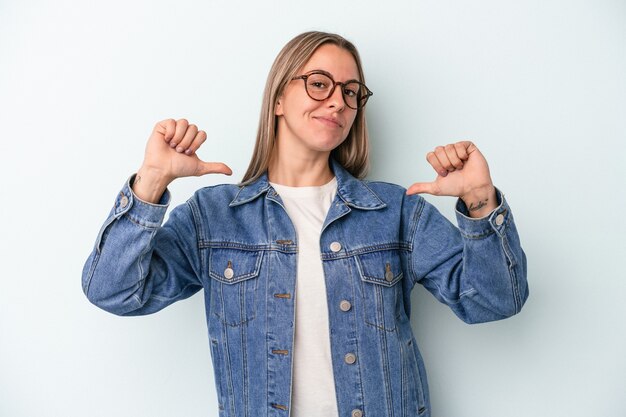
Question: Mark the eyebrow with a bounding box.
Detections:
[304,69,361,83]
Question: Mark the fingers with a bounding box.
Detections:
[170,118,189,149]
[174,122,197,152]
[426,151,447,177]
[157,118,208,155]
[156,118,176,141]
[454,141,470,160]
[426,141,474,177]
[185,130,207,155]
[442,144,464,169]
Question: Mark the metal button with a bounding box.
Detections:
[351,409,363,417]
[340,300,352,312]
[344,353,357,364]
[330,241,342,252]
[385,270,394,282]
[120,194,129,208]
[224,267,234,279]
[385,263,394,282]
[495,213,505,226]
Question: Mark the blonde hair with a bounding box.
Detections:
[240,31,370,185]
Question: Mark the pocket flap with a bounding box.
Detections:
[209,248,263,284]
[356,250,403,287]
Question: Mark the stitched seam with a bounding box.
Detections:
[208,251,264,284]
[200,241,272,250]
[501,234,521,313]
[83,252,100,295]
[242,310,249,417]
[133,228,156,308]
[95,215,118,254]
[360,272,403,287]
[380,318,395,417]
[340,249,366,409]
[123,212,161,229]
[401,340,407,417]
[459,288,477,298]
[188,198,206,246]
[459,228,496,239]
[407,198,426,284]
[222,290,236,414]
[321,243,411,260]
[359,180,387,207]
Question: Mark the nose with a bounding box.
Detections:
[326,84,346,110]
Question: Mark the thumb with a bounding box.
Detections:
[406,181,438,196]
[195,160,233,177]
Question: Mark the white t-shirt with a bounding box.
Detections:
[269,177,339,417]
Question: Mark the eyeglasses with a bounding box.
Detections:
[291,71,373,110]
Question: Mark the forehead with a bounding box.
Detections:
[300,43,360,80]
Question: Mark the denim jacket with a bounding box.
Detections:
[82,158,528,417]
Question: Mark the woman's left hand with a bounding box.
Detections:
[406,141,498,217]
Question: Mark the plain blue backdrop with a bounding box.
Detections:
[1,1,624,416]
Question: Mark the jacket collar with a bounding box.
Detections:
[229,158,386,210]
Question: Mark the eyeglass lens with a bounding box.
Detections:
[304,73,368,109]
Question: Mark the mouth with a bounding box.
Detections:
[313,116,343,128]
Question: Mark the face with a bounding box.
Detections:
[274,43,360,157]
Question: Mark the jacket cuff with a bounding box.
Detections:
[454,187,511,238]
[111,174,171,228]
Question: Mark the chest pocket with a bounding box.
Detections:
[355,249,404,332]
[209,248,264,327]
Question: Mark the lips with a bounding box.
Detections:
[313,116,343,128]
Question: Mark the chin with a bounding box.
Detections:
[310,132,348,149]
[309,138,346,153]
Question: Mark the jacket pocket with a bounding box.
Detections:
[355,249,404,331]
[209,247,263,326]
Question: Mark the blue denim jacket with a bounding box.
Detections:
[82,158,528,417]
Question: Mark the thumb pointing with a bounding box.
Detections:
[196,161,233,177]
[406,181,436,196]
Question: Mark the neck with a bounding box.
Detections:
[267,148,334,187]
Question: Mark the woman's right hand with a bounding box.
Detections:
[133,118,232,203]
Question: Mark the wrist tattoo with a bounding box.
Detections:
[467,199,488,212]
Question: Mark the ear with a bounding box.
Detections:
[275,97,284,116]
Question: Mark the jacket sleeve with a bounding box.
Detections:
[408,188,528,324]
[81,175,204,316]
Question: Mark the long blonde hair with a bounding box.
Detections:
[240,31,370,185]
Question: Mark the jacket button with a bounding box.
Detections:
[339,300,352,312]
[224,267,234,279]
[385,270,394,282]
[330,241,342,252]
[120,194,129,208]
[351,409,363,417]
[495,213,505,226]
[344,353,357,364]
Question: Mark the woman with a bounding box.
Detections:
[83,31,528,417]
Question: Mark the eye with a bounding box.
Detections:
[306,73,333,91]
[343,83,361,97]
[310,80,328,89]
[343,87,358,97]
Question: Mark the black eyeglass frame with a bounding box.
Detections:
[291,71,373,110]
